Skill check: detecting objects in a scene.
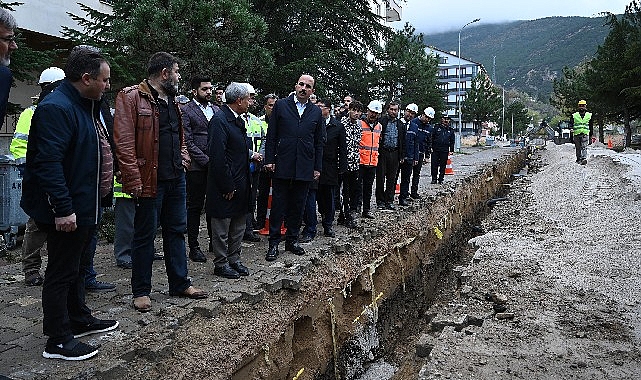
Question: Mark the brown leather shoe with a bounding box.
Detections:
[133,296,152,313]
[170,286,208,299]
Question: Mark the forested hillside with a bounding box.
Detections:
[421,16,612,101]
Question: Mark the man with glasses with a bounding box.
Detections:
[263,74,324,261]
[0,8,17,127]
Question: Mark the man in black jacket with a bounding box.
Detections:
[263,74,325,261]
[181,76,219,262]
[429,115,456,185]
[21,47,119,361]
[375,101,405,210]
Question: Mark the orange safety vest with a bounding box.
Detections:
[359,119,382,166]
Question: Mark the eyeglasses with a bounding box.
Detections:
[297,82,313,89]
[0,35,17,44]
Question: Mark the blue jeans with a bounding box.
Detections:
[131,174,190,297]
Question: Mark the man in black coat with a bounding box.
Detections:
[317,99,347,237]
[429,115,456,185]
[206,82,252,279]
[263,74,325,261]
[375,100,405,210]
[181,76,219,263]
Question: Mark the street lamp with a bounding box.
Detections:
[456,18,480,152]
[501,77,515,140]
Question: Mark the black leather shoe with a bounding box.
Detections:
[336,213,346,226]
[230,261,249,276]
[214,264,240,279]
[361,210,375,219]
[299,235,314,243]
[285,242,305,256]
[430,179,437,184]
[243,233,261,242]
[189,247,207,263]
[410,193,422,199]
[386,203,396,210]
[324,228,335,238]
[399,198,409,206]
[265,245,279,261]
[346,219,357,229]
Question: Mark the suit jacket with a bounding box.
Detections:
[319,117,348,186]
[206,105,251,218]
[0,66,11,129]
[180,99,219,171]
[264,94,324,181]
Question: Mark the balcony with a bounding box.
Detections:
[385,0,402,22]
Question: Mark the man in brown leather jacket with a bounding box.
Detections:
[113,52,207,312]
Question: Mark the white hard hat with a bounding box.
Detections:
[241,82,256,95]
[39,67,65,85]
[424,107,435,118]
[367,100,383,113]
[405,103,419,113]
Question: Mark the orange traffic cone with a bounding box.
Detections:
[395,183,400,194]
[258,182,286,235]
[445,154,454,175]
[607,138,613,149]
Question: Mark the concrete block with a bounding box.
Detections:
[192,300,222,319]
[431,314,468,332]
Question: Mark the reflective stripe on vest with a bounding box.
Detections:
[572,112,591,135]
[359,119,382,166]
[113,177,132,199]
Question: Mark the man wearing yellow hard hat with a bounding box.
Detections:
[569,99,593,165]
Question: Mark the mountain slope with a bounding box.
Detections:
[420,16,612,101]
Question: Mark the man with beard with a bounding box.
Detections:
[114,52,208,313]
[181,76,219,263]
[263,74,324,261]
[0,9,17,127]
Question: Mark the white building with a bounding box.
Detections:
[425,46,486,135]
[370,0,402,23]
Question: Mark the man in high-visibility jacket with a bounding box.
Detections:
[359,100,383,219]
[568,99,593,165]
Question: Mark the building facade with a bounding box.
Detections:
[425,46,486,135]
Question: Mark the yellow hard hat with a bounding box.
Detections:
[578,100,587,106]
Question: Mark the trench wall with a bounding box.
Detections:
[231,149,528,380]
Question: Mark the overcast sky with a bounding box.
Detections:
[392,0,633,34]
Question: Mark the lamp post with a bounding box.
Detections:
[456,18,480,152]
[501,77,515,140]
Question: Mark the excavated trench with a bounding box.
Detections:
[229,149,529,380]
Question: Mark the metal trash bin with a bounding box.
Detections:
[0,155,28,248]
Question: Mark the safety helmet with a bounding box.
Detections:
[241,83,256,95]
[424,107,435,118]
[578,100,587,106]
[405,103,419,113]
[38,67,65,85]
[367,100,383,113]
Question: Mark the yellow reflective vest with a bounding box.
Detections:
[572,112,592,136]
[9,106,35,160]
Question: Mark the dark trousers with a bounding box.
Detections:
[256,170,271,229]
[375,149,400,204]
[301,187,318,237]
[431,151,449,181]
[334,175,342,215]
[186,170,211,249]
[400,154,423,199]
[358,165,376,212]
[317,184,337,230]
[39,223,97,346]
[269,178,310,246]
[342,170,360,215]
[22,217,47,275]
[113,196,134,266]
[245,170,260,234]
[132,174,190,298]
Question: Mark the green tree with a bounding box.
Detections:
[370,23,444,111]
[502,100,530,138]
[462,71,502,135]
[249,0,389,101]
[63,0,273,91]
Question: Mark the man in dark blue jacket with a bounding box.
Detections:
[21,47,119,361]
[206,82,252,279]
[429,115,456,184]
[401,107,434,204]
[263,74,325,261]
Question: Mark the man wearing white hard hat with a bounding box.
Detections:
[401,107,434,203]
[10,67,65,287]
[358,100,383,219]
